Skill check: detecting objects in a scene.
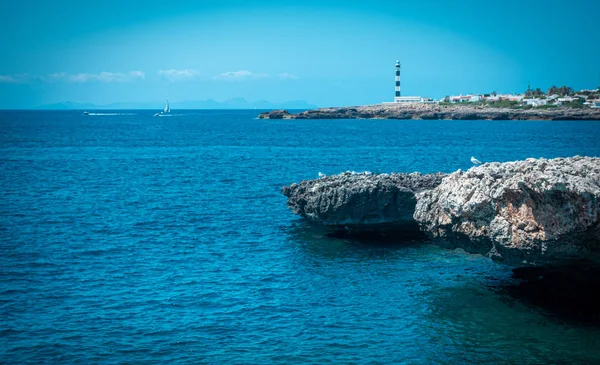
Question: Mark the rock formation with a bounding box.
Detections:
[414,156,600,263]
[282,157,600,264]
[260,109,291,119]
[282,172,446,232]
[259,104,600,120]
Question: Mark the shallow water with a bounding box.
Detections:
[2,110,600,364]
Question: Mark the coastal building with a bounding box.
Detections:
[556,97,578,105]
[524,98,548,107]
[484,94,523,102]
[449,94,482,103]
[394,96,424,103]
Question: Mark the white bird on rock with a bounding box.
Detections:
[318,172,326,178]
[471,156,482,165]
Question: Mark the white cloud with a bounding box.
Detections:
[69,71,145,83]
[1,71,146,84]
[0,70,296,84]
[214,70,270,80]
[44,71,145,83]
[0,74,31,83]
[277,72,299,80]
[157,69,201,81]
[129,71,146,79]
[46,72,67,81]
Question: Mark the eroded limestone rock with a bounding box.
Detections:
[414,156,600,263]
[282,172,446,230]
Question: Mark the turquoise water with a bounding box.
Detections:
[2,110,600,364]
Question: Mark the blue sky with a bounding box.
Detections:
[1,0,599,108]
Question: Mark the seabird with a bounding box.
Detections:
[471,156,482,165]
[318,172,326,178]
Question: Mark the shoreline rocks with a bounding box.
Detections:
[282,157,600,264]
[414,156,600,263]
[259,104,600,120]
[282,172,446,231]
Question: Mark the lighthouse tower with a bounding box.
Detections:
[392,60,422,103]
[395,60,401,99]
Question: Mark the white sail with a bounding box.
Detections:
[163,99,170,113]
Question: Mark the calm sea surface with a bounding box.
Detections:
[2,110,600,364]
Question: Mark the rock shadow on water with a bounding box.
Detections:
[286,220,600,327]
[324,222,430,243]
[286,220,429,244]
[500,257,600,327]
[422,278,600,364]
[281,220,432,260]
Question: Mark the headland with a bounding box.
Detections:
[258,103,600,120]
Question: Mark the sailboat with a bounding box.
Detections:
[154,99,171,117]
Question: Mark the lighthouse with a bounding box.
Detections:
[395,60,401,98]
[392,61,423,103]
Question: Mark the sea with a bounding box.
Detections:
[2,110,600,364]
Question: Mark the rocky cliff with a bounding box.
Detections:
[414,156,600,263]
[282,157,600,264]
[259,104,600,120]
[282,172,446,231]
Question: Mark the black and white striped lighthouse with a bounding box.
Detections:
[395,60,401,98]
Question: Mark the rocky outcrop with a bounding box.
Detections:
[282,172,446,231]
[414,157,600,263]
[282,157,600,264]
[258,104,600,120]
[261,109,291,119]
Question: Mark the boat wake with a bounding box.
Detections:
[84,113,136,116]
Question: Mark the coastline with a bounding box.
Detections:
[258,103,600,120]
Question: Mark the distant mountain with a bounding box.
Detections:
[36,98,318,110]
[37,101,98,110]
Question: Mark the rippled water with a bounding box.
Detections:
[2,110,600,364]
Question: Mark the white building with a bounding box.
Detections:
[449,94,481,103]
[524,98,548,107]
[484,94,524,102]
[394,96,423,103]
[556,97,577,105]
